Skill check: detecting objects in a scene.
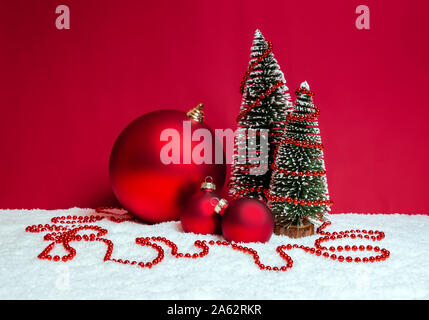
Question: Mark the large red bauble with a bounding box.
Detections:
[221,198,274,243]
[180,184,221,235]
[109,109,226,224]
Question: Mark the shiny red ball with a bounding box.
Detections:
[221,198,274,243]
[181,189,221,235]
[109,109,226,223]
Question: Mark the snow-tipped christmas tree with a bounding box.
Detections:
[228,29,291,200]
[267,81,332,226]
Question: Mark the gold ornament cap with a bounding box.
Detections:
[186,103,204,123]
[201,176,216,191]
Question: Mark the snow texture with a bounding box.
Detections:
[300,81,310,90]
[0,208,428,300]
[254,29,262,38]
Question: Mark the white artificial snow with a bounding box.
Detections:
[0,208,428,300]
[300,81,310,90]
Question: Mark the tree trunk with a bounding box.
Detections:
[274,218,315,238]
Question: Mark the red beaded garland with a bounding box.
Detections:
[240,41,273,95]
[25,207,390,272]
[264,189,333,207]
[237,40,288,123]
[237,79,285,122]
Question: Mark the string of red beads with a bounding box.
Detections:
[237,40,288,123]
[295,86,315,97]
[282,137,324,149]
[232,186,265,199]
[230,183,332,207]
[314,221,390,263]
[238,130,286,138]
[229,39,285,198]
[286,105,320,122]
[264,189,333,207]
[270,139,326,177]
[271,162,326,177]
[240,41,273,95]
[237,79,285,122]
[25,208,389,271]
[262,87,330,206]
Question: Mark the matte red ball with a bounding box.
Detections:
[221,198,274,243]
[181,189,221,235]
[109,109,226,223]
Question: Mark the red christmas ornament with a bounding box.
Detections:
[220,198,274,243]
[180,177,222,235]
[109,104,226,224]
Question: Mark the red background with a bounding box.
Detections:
[1,0,428,213]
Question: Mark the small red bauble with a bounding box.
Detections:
[221,198,274,243]
[180,177,222,235]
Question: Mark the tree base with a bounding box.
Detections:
[274,218,315,238]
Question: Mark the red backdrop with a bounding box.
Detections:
[1,0,428,213]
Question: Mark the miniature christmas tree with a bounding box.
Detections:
[228,29,291,200]
[266,81,332,233]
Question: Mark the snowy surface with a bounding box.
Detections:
[0,208,428,300]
